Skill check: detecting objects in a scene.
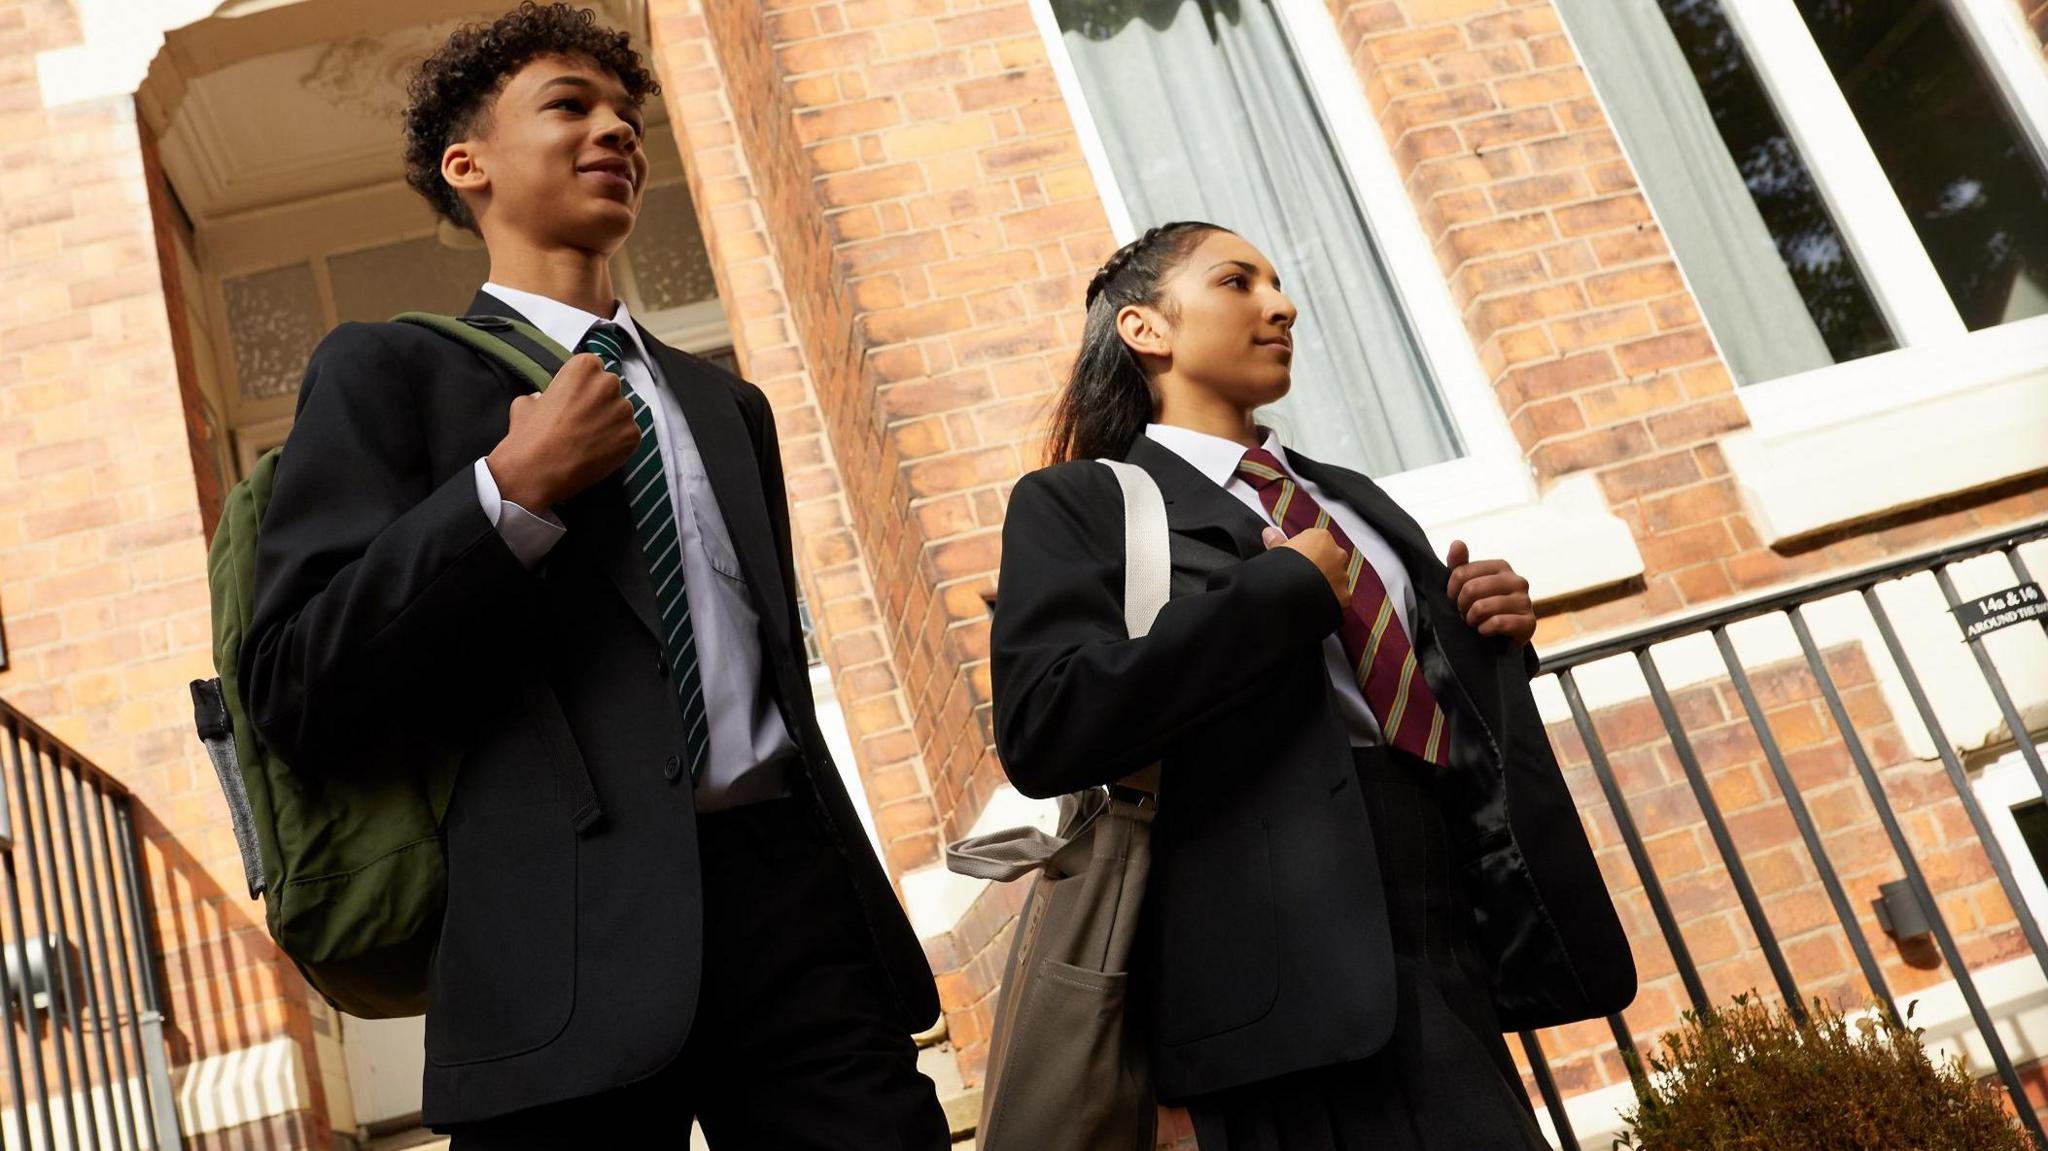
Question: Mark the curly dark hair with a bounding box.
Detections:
[402,2,660,232]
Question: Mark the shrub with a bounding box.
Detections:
[1615,994,2032,1151]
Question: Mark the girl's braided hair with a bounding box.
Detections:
[1048,221,1224,463]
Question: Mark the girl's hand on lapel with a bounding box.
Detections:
[1265,526,1354,612]
[1445,540,1536,646]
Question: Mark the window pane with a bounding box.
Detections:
[1656,0,1897,365]
[2012,798,2048,888]
[1794,0,2048,330]
[621,182,719,312]
[1052,0,1458,474]
[1564,0,1897,382]
[223,262,326,402]
[328,235,490,326]
[697,346,740,378]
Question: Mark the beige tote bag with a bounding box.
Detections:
[946,459,1168,1151]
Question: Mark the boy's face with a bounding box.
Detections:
[449,53,651,254]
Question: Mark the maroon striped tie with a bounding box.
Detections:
[1236,447,1449,766]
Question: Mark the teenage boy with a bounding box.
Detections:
[240,5,948,1146]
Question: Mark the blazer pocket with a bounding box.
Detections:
[426,801,577,1066]
[1154,822,1279,1045]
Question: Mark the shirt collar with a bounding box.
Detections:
[481,281,655,366]
[1144,423,1288,488]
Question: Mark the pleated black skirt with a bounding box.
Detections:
[1186,747,1551,1151]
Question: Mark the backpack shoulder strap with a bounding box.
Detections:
[391,312,572,391]
[198,444,286,903]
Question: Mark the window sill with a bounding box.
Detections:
[1911,955,2048,1096]
[1383,458,1645,605]
[1723,316,2048,548]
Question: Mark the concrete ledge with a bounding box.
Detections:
[173,1035,307,1137]
[903,786,1058,941]
[1421,471,1645,604]
[941,1085,981,1140]
[1723,316,2048,547]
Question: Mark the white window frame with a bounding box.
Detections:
[1026,0,1645,600]
[1715,0,1966,347]
[1975,752,2048,932]
[1603,0,2048,545]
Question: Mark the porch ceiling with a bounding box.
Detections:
[136,0,657,228]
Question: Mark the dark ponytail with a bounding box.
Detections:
[1046,221,1224,463]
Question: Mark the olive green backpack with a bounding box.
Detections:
[188,312,573,1018]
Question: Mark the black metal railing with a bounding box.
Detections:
[0,701,181,1151]
[1520,517,2048,1149]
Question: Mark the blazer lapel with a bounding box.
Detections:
[1125,435,1269,560]
[461,288,666,645]
[569,480,669,646]
[637,326,794,645]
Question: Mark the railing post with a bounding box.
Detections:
[1638,649,1804,1016]
[138,1006,180,1151]
[3,716,60,1151]
[114,801,181,1151]
[1519,1029,1579,1150]
[1712,626,1898,1023]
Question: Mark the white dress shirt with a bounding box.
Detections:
[1145,423,1418,748]
[473,283,795,810]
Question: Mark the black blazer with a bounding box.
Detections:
[240,289,938,1125]
[990,436,1634,1102]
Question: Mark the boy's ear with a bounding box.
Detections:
[442,140,488,202]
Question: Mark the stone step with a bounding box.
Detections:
[362,1129,447,1151]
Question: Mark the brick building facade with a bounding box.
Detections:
[2,0,2046,1145]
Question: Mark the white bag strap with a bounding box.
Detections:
[1098,459,1169,639]
[944,459,1171,880]
[1099,459,1167,797]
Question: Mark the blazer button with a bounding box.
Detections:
[664,754,682,782]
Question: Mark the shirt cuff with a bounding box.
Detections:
[473,456,566,569]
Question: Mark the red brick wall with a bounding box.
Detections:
[645,1,950,885]
[647,0,1113,1082]
[643,0,1114,1089]
[0,0,325,1139]
[637,0,2048,1133]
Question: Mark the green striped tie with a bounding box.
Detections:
[583,321,710,785]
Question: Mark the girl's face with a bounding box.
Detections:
[1124,230,1298,413]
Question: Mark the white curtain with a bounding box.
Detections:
[1054,0,1459,475]
[1553,0,1835,384]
